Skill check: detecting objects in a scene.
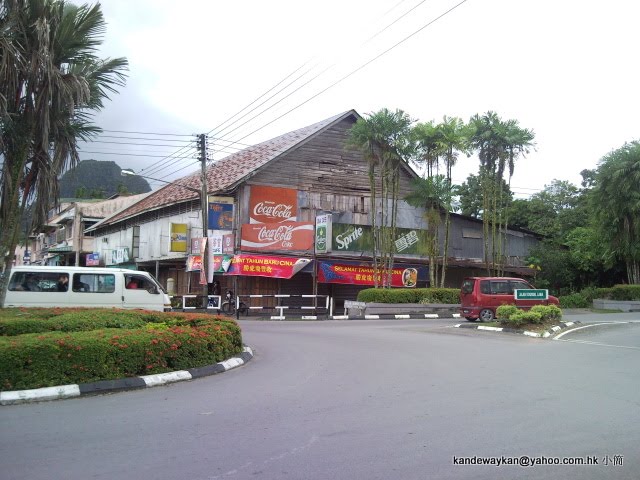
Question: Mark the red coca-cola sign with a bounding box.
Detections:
[249,185,297,223]
[241,222,314,251]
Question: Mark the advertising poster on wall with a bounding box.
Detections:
[317,260,427,287]
[226,254,311,278]
[186,255,203,272]
[170,223,188,252]
[241,222,314,251]
[331,223,427,255]
[208,196,234,230]
[315,214,332,253]
[249,185,298,223]
[111,247,130,265]
[86,252,100,266]
[190,237,206,255]
[222,233,235,254]
[208,232,224,255]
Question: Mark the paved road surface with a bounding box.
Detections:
[1,313,639,479]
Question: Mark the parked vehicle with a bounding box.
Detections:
[221,290,248,316]
[5,266,172,312]
[459,277,559,322]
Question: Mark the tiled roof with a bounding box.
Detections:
[103,110,357,226]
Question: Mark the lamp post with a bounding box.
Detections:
[121,168,210,307]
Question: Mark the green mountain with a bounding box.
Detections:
[59,160,151,198]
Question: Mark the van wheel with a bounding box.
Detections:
[479,309,494,322]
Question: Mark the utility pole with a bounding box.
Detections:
[198,133,209,308]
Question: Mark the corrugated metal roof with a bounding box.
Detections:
[101,110,357,227]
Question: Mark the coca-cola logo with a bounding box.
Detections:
[253,201,293,220]
[257,225,294,247]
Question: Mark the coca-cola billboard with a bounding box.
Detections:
[249,185,297,223]
[241,222,314,251]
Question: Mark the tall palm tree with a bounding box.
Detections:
[405,175,452,287]
[0,0,127,306]
[347,108,413,287]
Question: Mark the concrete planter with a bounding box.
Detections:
[593,299,640,312]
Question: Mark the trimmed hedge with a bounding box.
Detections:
[357,288,460,304]
[559,284,640,308]
[0,308,242,391]
[496,304,562,328]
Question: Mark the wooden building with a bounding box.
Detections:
[89,110,541,311]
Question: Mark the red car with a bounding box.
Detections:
[459,277,559,322]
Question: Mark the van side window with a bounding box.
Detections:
[8,272,67,292]
[72,274,115,293]
[490,281,512,294]
[511,281,531,291]
[480,280,491,294]
[125,275,158,293]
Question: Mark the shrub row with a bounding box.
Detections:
[496,304,563,328]
[0,310,242,391]
[0,308,225,336]
[559,284,640,308]
[356,288,460,304]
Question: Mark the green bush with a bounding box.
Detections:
[357,288,460,304]
[559,293,590,308]
[501,310,543,327]
[0,309,243,391]
[530,304,562,321]
[496,305,518,319]
[609,285,640,301]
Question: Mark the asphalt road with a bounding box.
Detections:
[1,313,639,480]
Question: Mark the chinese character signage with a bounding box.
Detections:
[170,223,188,252]
[208,232,224,255]
[241,222,314,251]
[315,214,332,253]
[208,196,234,230]
[222,233,235,254]
[249,185,297,224]
[331,223,427,255]
[190,237,206,255]
[317,260,426,287]
[226,254,311,279]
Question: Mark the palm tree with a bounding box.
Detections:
[435,116,468,286]
[405,175,453,287]
[467,112,534,275]
[347,108,413,287]
[0,0,127,306]
[592,141,640,284]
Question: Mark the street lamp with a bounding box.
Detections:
[121,168,210,306]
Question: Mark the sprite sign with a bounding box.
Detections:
[514,289,548,301]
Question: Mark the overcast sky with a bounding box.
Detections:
[86,0,640,198]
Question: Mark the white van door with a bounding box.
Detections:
[122,273,164,310]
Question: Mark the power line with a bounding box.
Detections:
[100,129,194,137]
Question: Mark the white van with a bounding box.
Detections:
[4,266,172,312]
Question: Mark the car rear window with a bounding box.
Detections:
[461,280,474,294]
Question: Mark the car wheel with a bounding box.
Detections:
[465,316,477,322]
[479,309,494,322]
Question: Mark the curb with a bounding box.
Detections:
[0,346,254,406]
[454,321,582,338]
[264,313,462,321]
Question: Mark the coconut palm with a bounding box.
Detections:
[347,108,413,287]
[0,0,127,306]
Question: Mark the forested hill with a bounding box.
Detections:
[59,160,151,198]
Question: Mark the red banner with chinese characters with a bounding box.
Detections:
[249,185,297,223]
[226,254,311,278]
[317,260,420,287]
[241,222,314,251]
